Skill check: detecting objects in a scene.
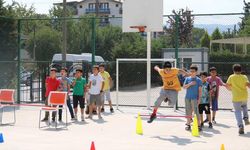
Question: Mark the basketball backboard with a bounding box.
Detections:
[122,0,163,32]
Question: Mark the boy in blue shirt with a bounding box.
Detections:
[199,72,213,129]
[183,65,202,131]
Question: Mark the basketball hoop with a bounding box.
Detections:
[130,26,147,33]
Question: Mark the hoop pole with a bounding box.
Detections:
[116,59,119,110]
[146,32,151,109]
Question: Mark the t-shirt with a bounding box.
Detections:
[73,77,86,96]
[58,77,71,92]
[158,68,181,91]
[184,76,202,100]
[207,76,224,99]
[99,71,111,91]
[227,74,249,102]
[89,74,104,95]
[201,82,210,104]
[45,77,60,97]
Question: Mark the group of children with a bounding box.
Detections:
[148,61,250,135]
[41,64,114,122]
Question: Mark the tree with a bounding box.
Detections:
[211,28,222,51]
[26,26,62,62]
[192,27,206,47]
[200,31,210,48]
[166,8,194,48]
[0,0,17,88]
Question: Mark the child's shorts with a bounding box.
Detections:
[199,103,211,114]
[211,97,218,111]
[90,94,102,106]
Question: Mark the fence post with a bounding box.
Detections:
[17,19,21,104]
[175,15,179,110]
[91,17,96,66]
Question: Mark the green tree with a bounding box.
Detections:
[26,26,62,62]
[200,31,210,48]
[192,28,205,47]
[211,28,222,51]
[0,0,17,88]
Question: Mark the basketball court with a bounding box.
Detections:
[0,106,250,150]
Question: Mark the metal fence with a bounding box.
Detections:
[1,12,250,110]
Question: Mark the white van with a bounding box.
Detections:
[51,53,105,77]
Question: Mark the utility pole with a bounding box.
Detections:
[62,0,67,67]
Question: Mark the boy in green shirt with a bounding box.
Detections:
[226,64,250,134]
[72,68,86,121]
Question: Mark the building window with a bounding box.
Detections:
[116,4,119,7]
[100,3,109,9]
[89,3,96,9]
[79,5,82,8]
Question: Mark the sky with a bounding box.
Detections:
[3,0,248,24]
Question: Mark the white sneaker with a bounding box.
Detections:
[81,115,85,121]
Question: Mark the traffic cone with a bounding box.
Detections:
[191,115,199,137]
[220,144,225,150]
[136,113,143,135]
[90,141,95,150]
[0,133,4,143]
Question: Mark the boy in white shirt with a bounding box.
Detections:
[87,65,104,119]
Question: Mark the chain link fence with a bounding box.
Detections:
[1,12,250,110]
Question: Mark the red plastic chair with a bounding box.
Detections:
[0,89,16,125]
[39,91,68,128]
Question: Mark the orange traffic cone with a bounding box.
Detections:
[90,141,95,150]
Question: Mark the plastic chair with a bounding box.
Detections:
[0,89,16,125]
[39,91,68,129]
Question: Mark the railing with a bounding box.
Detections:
[86,8,110,14]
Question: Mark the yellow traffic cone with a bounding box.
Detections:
[220,144,225,150]
[136,113,143,135]
[192,114,199,137]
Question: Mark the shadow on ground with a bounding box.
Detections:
[151,135,206,145]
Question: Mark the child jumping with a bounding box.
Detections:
[147,61,188,123]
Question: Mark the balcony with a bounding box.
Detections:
[85,8,110,14]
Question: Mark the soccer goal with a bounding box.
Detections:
[116,58,177,109]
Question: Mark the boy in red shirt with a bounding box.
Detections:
[41,68,60,121]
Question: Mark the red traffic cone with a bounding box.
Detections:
[90,141,96,150]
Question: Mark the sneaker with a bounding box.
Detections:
[86,115,93,119]
[212,119,216,124]
[74,115,78,121]
[98,115,103,119]
[200,122,204,128]
[93,110,97,115]
[208,122,213,128]
[239,126,244,134]
[198,126,202,132]
[185,125,191,131]
[204,118,209,123]
[81,115,85,121]
[101,108,105,113]
[147,114,157,123]
[71,117,76,121]
[244,118,250,125]
[164,97,169,103]
[52,118,55,122]
[41,118,48,122]
[58,119,62,122]
[110,108,114,113]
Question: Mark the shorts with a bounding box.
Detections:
[185,99,199,121]
[90,94,102,106]
[101,90,111,101]
[154,89,178,107]
[73,95,85,109]
[199,104,211,114]
[211,97,218,111]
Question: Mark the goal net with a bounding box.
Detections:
[115,58,177,109]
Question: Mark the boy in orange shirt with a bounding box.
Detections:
[148,61,188,123]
